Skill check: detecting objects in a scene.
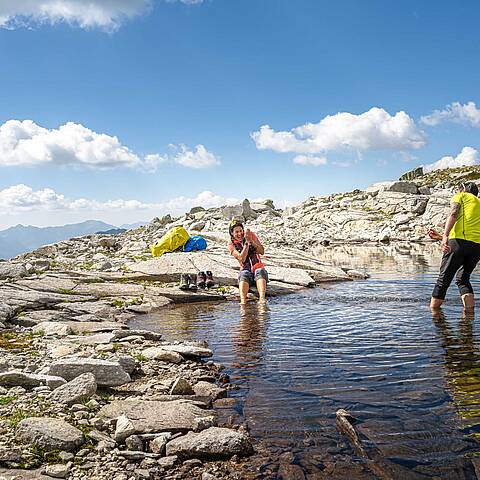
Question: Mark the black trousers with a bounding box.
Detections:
[432,239,480,300]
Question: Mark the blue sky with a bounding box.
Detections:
[0,0,479,228]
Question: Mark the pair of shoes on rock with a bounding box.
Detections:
[198,271,215,289]
[179,273,198,291]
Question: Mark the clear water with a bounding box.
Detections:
[131,245,480,479]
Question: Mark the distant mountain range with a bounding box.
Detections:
[0,220,131,260]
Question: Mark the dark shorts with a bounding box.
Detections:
[238,268,269,287]
[432,238,480,300]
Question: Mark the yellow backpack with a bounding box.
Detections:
[150,226,190,258]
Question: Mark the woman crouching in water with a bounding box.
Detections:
[228,219,268,304]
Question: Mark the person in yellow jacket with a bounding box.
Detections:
[430,182,480,311]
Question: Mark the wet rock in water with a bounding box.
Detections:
[0,263,27,280]
[162,344,213,359]
[49,372,97,405]
[32,322,72,336]
[141,347,184,363]
[0,371,66,389]
[99,399,215,434]
[44,358,131,387]
[165,426,253,459]
[170,377,195,395]
[278,463,306,480]
[193,381,227,400]
[15,417,84,451]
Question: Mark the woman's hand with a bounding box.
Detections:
[245,229,252,242]
[440,234,451,254]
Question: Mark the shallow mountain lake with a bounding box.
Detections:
[131,244,480,479]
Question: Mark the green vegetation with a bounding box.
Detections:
[0,332,31,350]
[135,353,147,362]
[0,395,17,405]
[58,288,76,295]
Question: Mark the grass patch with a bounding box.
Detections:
[135,353,147,362]
[111,343,121,352]
[0,332,31,350]
[7,409,35,428]
[0,395,17,405]
[58,288,76,295]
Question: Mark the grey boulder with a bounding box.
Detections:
[165,427,253,459]
[49,372,97,405]
[0,371,66,389]
[15,417,84,451]
[44,358,131,387]
[99,399,215,434]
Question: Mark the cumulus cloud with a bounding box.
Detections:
[293,155,327,166]
[252,108,426,159]
[0,120,217,171]
[421,101,480,128]
[0,0,150,31]
[0,0,203,31]
[171,144,221,169]
[0,184,238,215]
[424,146,480,173]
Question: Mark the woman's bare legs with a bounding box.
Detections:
[239,280,250,304]
[462,293,475,311]
[256,278,267,303]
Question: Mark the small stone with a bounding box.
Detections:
[157,455,178,468]
[183,458,202,468]
[115,415,136,443]
[149,433,171,455]
[193,381,226,400]
[125,434,144,451]
[49,373,97,406]
[58,451,75,462]
[141,347,183,363]
[44,463,71,478]
[170,377,194,396]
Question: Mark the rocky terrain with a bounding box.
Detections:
[0,166,474,479]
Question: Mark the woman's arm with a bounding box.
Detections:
[247,230,264,255]
[440,202,460,253]
[230,242,251,263]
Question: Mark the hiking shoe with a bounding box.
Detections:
[179,273,190,291]
[198,271,206,289]
[189,273,198,291]
[206,271,215,288]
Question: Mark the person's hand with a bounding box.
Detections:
[245,229,252,242]
[427,229,442,241]
[441,234,451,254]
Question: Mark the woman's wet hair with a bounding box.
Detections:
[461,182,479,196]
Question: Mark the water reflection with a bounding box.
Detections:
[231,303,270,370]
[433,310,480,432]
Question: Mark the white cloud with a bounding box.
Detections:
[293,155,327,166]
[0,119,217,171]
[0,0,150,31]
[0,0,203,31]
[252,108,426,159]
[424,146,480,172]
[172,144,221,169]
[0,184,237,215]
[421,101,480,127]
